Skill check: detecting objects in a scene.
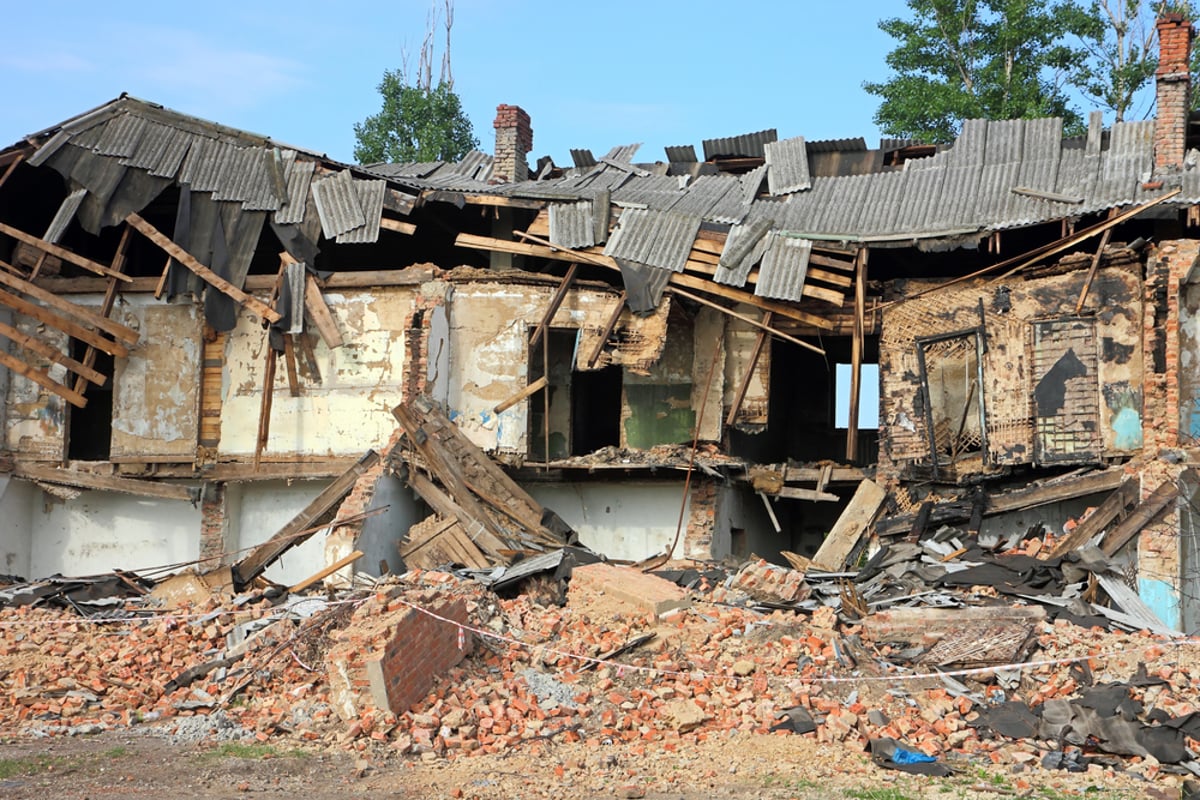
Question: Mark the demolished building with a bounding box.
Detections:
[1,16,1200,634]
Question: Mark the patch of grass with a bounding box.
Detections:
[207,742,307,760]
[0,755,62,779]
[844,789,915,800]
[102,746,128,759]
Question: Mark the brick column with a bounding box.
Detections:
[492,104,532,184]
[199,482,233,566]
[683,478,719,559]
[1155,14,1194,175]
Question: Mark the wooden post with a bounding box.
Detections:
[254,340,277,468]
[846,248,867,461]
[73,224,132,395]
[726,311,773,426]
[529,263,579,348]
[1074,226,1114,315]
[586,292,626,368]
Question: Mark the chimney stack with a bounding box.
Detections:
[1155,13,1194,174]
[493,104,532,183]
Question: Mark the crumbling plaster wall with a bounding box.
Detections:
[5,318,67,461]
[220,287,414,458]
[878,261,1144,478]
[446,282,662,453]
[1135,239,1200,630]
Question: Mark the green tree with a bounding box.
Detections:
[352,0,478,164]
[1067,0,1161,122]
[865,0,1097,142]
[353,75,477,164]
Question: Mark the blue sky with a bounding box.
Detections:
[1,0,906,165]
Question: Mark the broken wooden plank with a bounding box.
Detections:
[0,319,105,386]
[862,605,1046,646]
[1101,479,1180,556]
[777,486,840,502]
[846,248,866,460]
[0,220,132,282]
[988,469,1127,516]
[16,464,198,502]
[403,471,509,560]
[0,286,128,357]
[288,550,364,593]
[529,263,579,348]
[726,311,772,426]
[586,291,626,368]
[125,212,280,323]
[494,375,548,415]
[456,231,835,330]
[809,478,886,571]
[1074,226,1114,315]
[304,273,345,349]
[0,347,88,408]
[0,258,139,345]
[1044,477,1139,559]
[668,286,823,355]
[399,514,491,570]
[72,224,131,395]
[379,217,417,235]
[282,334,300,397]
[254,341,277,468]
[780,550,811,572]
[233,450,381,585]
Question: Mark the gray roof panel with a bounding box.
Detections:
[43,188,87,244]
[548,200,597,249]
[311,169,365,238]
[603,208,701,272]
[274,158,315,225]
[702,129,777,161]
[336,179,387,243]
[765,135,812,195]
[665,145,697,162]
[755,234,811,301]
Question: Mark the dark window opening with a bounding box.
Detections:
[917,331,986,472]
[529,328,621,460]
[66,341,114,461]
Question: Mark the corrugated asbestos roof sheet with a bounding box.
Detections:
[755,234,811,301]
[603,208,701,272]
[312,170,365,238]
[549,200,596,249]
[44,188,87,244]
[765,136,811,195]
[665,145,697,163]
[702,129,778,160]
[336,180,387,243]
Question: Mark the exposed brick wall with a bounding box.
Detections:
[493,104,532,183]
[198,483,231,566]
[1155,14,1194,174]
[683,478,718,559]
[326,588,472,719]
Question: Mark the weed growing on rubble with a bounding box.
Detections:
[103,746,128,759]
[0,754,63,779]
[206,742,308,760]
[843,788,915,800]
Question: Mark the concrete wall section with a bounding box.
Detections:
[525,480,692,562]
[219,287,413,458]
[27,489,200,578]
[231,479,329,586]
[0,478,33,578]
[354,474,425,577]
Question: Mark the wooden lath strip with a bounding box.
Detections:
[0,258,138,345]
[456,231,834,330]
[0,346,87,407]
[304,273,345,348]
[125,212,281,323]
[0,220,131,282]
[0,319,105,385]
[198,333,226,449]
[529,263,578,348]
[0,286,128,357]
[72,225,131,395]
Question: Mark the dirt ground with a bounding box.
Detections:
[0,725,1176,800]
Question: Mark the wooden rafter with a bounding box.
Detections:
[0,286,127,357]
[0,220,131,282]
[125,212,281,323]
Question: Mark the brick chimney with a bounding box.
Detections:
[1155,13,1194,174]
[493,104,532,183]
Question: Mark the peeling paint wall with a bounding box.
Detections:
[525,481,692,561]
[446,284,662,453]
[1181,281,1200,442]
[27,489,200,577]
[5,316,67,461]
[220,288,413,457]
[624,307,695,449]
[723,305,771,432]
[692,307,726,442]
[111,298,202,459]
[879,262,1143,474]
